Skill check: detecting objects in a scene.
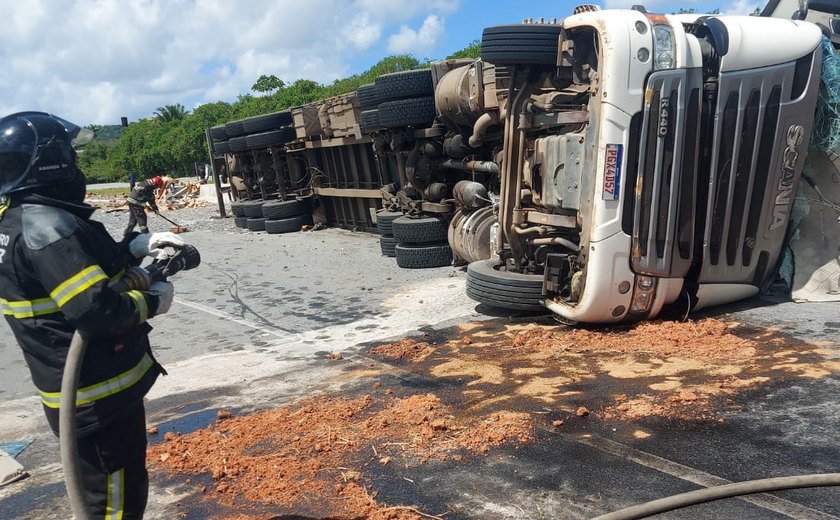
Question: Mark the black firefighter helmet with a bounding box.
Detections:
[0,111,93,197]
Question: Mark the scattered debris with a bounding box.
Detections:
[327,352,343,361]
[575,407,590,417]
[149,393,532,518]
[148,426,159,435]
[369,338,434,361]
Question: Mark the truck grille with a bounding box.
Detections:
[631,69,702,278]
[698,51,820,286]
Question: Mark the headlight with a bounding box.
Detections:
[630,275,657,314]
[651,24,675,70]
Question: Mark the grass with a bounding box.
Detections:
[86,187,129,197]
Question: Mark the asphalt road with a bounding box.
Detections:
[0,204,838,519]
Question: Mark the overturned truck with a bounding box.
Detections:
[210,4,836,324]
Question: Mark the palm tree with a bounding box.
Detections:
[154,103,188,122]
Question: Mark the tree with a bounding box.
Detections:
[154,103,188,122]
[252,74,286,95]
[447,40,481,60]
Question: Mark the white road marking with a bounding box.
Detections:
[572,433,839,520]
[173,298,293,338]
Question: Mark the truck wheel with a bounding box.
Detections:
[265,214,313,234]
[360,109,382,134]
[375,69,434,101]
[392,215,448,243]
[245,127,296,149]
[225,120,246,138]
[228,136,249,152]
[241,111,293,133]
[395,242,452,268]
[481,24,563,65]
[246,217,266,231]
[356,83,384,109]
[230,201,247,217]
[465,260,546,311]
[213,140,230,154]
[261,199,310,219]
[380,235,398,257]
[378,97,436,128]
[243,200,265,218]
[210,125,228,140]
[376,210,403,235]
[234,216,249,228]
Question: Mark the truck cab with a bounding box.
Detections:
[462,7,824,323]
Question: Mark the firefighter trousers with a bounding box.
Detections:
[124,204,149,238]
[76,402,149,519]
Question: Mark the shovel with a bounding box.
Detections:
[155,211,188,233]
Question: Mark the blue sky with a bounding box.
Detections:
[0,0,762,126]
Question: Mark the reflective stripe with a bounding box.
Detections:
[0,201,8,219]
[50,265,108,307]
[39,353,154,409]
[126,290,148,323]
[106,468,125,520]
[0,297,60,318]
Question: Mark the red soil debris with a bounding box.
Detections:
[148,393,532,518]
[369,338,434,361]
[512,318,756,360]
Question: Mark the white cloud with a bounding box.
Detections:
[721,0,763,15]
[387,15,446,54]
[0,0,456,125]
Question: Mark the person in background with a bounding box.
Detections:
[127,172,136,191]
[124,175,166,238]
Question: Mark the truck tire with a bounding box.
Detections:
[245,127,296,149]
[380,235,398,257]
[234,216,249,228]
[261,199,310,219]
[481,24,563,66]
[230,201,247,217]
[360,109,382,134]
[209,125,228,140]
[228,136,249,152]
[376,210,403,235]
[246,217,266,231]
[265,214,313,234]
[356,83,384,109]
[243,200,265,218]
[225,120,246,137]
[378,97,436,128]
[395,242,452,268]
[392,215,448,243]
[242,111,293,133]
[466,260,545,311]
[213,140,230,154]
[375,69,434,101]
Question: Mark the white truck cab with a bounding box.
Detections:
[463,6,826,323]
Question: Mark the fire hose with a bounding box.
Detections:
[60,244,201,519]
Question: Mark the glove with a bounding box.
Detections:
[149,281,174,315]
[129,232,185,259]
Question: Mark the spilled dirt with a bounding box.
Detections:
[369,317,840,422]
[149,316,839,518]
[148,393,532,519]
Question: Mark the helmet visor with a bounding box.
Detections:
[53,115,94,148]
[0,119,38,193]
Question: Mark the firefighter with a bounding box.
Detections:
[124,175,167,238]
[0,111,184,518]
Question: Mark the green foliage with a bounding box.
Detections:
[252,74,285,94]
[154,103,188,122]
[78,53,438,183]
[447,40,481,60]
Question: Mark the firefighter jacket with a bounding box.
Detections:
[126,179,158,210]
[0,193,164,437]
